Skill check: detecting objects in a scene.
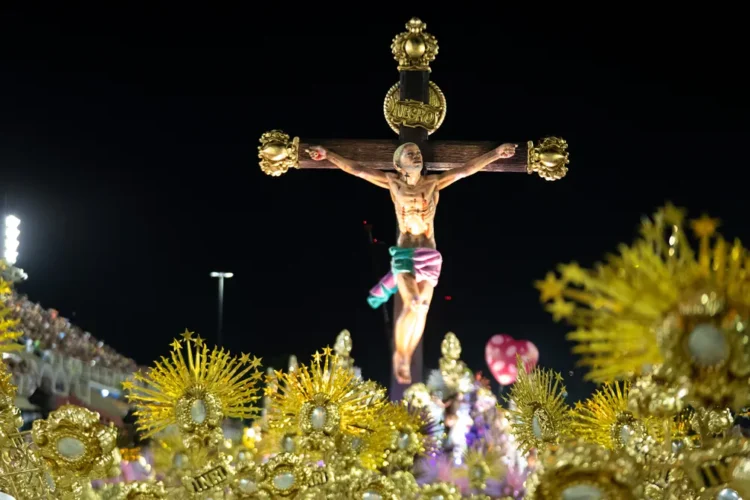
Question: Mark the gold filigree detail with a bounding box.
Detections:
[505,361,571,453]
[383,80,446,135]
[124,333,263,458]
[680,437,750,499]
[258,130,300,177]
[256,453,312,498]
[627,368,689,419]
[32,404,119,498]
[0,430,55,499]
[389,470,419,499]
[391,18,438,72]
[527,137,569,181]
[348,472,399,499]
[526,441,644,499]
[99,480,168,499]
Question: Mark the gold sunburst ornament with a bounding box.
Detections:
[505,360,571,453]
[571,381,656,452]
[124,331,264,453]
[535,204,750,413]
[366,401,443,472]
[267,346,387,453]
[454,448,507,492]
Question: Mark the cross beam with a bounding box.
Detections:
[258,135,569,180]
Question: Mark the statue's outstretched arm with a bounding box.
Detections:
[436,143,516,189]
[307,146,389,189]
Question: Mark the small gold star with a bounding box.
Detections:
[251,371,264,381]
[558,262,587,285]
[691,214,720,238]
[662,202,686,226]
[122,380,134,391]
[535,272,565,303]
[322,346,333,356]
[239,353,251,364]
[170,339,181,350]
[547,298,575,322]
[194,335,204,347]
[181,329,194,342]
[251,356,262,369]
[264,386,275,397]
[313,351,322,363]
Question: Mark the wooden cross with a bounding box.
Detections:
[258,18,569,398]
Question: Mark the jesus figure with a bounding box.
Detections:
[307,142,516,383]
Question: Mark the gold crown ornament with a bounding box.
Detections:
[536,203,750,412]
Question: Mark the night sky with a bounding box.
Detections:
[1,7,746,402]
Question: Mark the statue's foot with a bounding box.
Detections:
[393,352,412,385]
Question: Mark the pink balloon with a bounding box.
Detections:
[485,334,539,385]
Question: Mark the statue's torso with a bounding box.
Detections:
[386,173,439,249]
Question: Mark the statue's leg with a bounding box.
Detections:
[407,281,434,356]
[394,272,420,384]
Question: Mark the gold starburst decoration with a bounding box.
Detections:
[454,447,507,492]
[526,441,644,499]
[505,360,571,453]
[266,346,387,453]
[32,404,120,498]
[367,401,442,472]
[571,381,657,452]
[536,205,750,411]
[124,332,263,452]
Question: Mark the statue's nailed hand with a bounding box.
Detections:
[306,146,327,161]
[496,143,517,159]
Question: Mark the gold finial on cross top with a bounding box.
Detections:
[391,18,439,72]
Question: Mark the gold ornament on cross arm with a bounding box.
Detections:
[258,129,300,176]
[527,137,569,181]
[391,18,438,72]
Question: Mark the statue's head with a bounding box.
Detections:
[393,142,423,183]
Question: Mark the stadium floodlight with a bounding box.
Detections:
[4,215,20,265]
[210,272,234,347]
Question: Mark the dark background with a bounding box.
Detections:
[1,6,746,403]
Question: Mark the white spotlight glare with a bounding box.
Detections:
[4,215,20,229]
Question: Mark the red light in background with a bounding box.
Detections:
[445,296,452,301]
[373,238,378,243]
[363,220,367,224]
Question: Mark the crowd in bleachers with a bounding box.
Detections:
[3,292,137,372]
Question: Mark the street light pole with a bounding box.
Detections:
[210,272,233,347]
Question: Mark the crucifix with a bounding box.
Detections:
[258,18,569,398]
